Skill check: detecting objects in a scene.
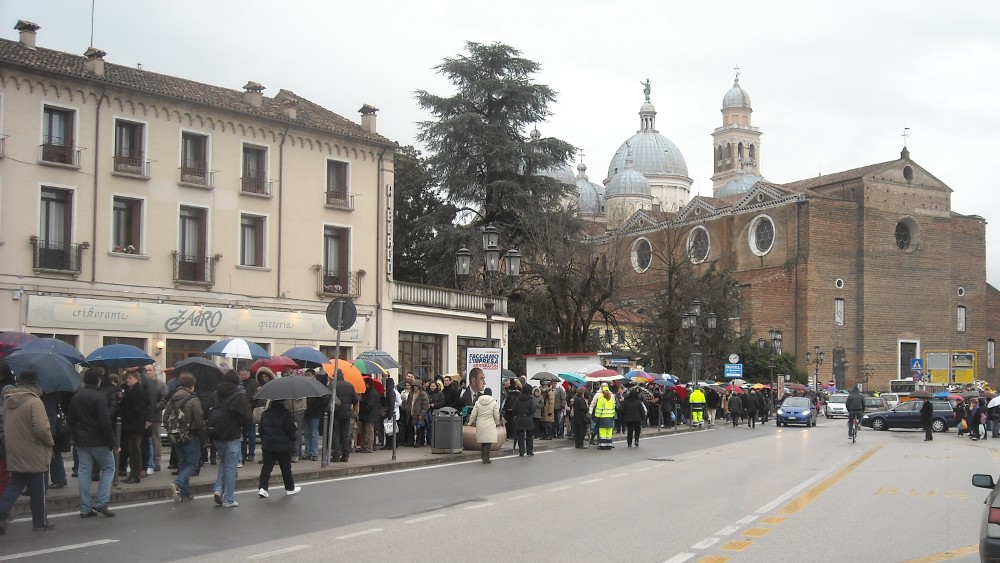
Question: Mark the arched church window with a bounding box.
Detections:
[631,238,652,273]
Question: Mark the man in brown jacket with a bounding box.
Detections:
[0,370,56,533]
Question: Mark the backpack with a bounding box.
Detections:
[165,394,194,445]
[206,393,239,441]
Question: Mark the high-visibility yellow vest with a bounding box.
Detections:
[690,389,706,405]
[594,395,616,418]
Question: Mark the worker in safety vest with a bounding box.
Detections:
[592,384,617,450]
[689,386,707,427]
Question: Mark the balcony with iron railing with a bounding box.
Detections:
[112,154,150,178]
[172,251,220,286]
[392,281,508,316]
[325,190,355,210]
[314,266,362,297]
[40,143,82,167]
[241,176,272,196]
[30,236,87,276]
[178,166,214,188]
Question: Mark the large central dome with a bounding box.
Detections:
[607,100,688,180]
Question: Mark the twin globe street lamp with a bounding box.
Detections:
[681,298,717,387]
[456,225,521,343]
[863,362,874,393]
[806,345,825,392]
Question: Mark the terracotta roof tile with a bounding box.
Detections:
[780,159,897,192]
[0,38,395,147]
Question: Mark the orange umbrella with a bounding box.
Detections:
[323,359,365,393]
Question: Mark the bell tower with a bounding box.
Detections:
[711,68,762,193]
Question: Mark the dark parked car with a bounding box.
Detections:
[776,396,817,427]
[972,473,1000,561]
[860,399,955,432]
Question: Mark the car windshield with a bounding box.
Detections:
[783,397,810,408]
[864,398,884,408]
[829,395,847,404]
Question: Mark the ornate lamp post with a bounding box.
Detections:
[863,362,874,393]
[681,298,717,387]
[806,345,825,392]
[456,225,521,344]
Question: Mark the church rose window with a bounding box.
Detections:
[631,238,652,273]
[688,226,710,263]
[749,215,775,256]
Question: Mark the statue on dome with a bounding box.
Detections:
[641,78,651,101]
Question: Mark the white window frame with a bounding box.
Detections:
[687,225,710,264]
[110,192,147,254]
[749,214,775,256]
[957,305,967,332]
[631,237,652,273]
[834,298,845,327]
[238,211,269,268]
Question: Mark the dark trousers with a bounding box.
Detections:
[555,410,565,438]
[258,449,295,491]
[124,430,143,477]
[480,443,491,464]
[330,416,353,460]
[574,423,588,448]
[516,430,534,455]
[746,411,756,428]
[626,421,641,445]
[993,419,1000,438]
[241,422,257,461]
[924,420,934,440]
[0,471,47,527]
[141,425,153,470]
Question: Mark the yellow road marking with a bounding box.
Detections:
[899,544,978,562]
[697,557,729,563]
[779,445,882,514]
[720,540,752,551]
[742,527,770,538]
[990,447,1000,467]
[760,516,784,525]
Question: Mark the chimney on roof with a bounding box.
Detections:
[280,96,298,120]
[359,104,378,134]
[84,47,107,77]
[15,19,40,50]
[243,81,264,108]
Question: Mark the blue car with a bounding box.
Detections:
[776,396,817,427]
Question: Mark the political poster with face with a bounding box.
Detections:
[466,347,502,405]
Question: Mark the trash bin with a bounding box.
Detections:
[431,407,463,454]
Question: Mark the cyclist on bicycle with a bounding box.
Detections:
[845,385,866,439]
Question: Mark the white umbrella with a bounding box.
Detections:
[203,338,270,360]
[987,396,1000,409]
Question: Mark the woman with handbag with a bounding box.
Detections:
[468,388,501,464]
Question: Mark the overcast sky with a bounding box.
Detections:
[5,0,1000,284]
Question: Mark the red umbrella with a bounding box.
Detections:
[363,376,385,395]
[0,331,37,360]
[585,369,624,382]
[724,384,744,394]
[786,383,807,392]
[251,355,299,373]
[672,386,689,400]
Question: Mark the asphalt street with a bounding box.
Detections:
[1,417,994,562]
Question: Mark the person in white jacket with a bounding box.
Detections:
[468,389,501,464]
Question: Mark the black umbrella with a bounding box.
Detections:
[282,346,330,368]
[173,357,223,393]
[255,375,333,401]
[4,350,82,393]
[531,371,560,382]
[910,389,932,399]
[501,369,517,380]
[15,337,87,365]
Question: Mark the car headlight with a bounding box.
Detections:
[777,408,785,415]
[862,414,870,419]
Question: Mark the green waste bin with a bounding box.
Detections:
[431,407,463,454]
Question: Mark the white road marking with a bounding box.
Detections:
[636,467,651,472]
[550,485,571,492]
[336,528,382,539]
[736,515,757,525]
[652,463,664,468]
[715,525,740,535]
[0,539,119,561]
[405,514,445,525]
[247,545,311,559]
[464,502,494,510]
[509,493,535,501]
[609,473,627,478]
[691,537,719,549]
[662,553,694,563]
[580,478,603,484]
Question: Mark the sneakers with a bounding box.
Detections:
[213,491,222,505]
[237,461,244,468]
[222,501,239,508]
[170,483,180,502]
[286,486,302,496]
[258,488,269,498]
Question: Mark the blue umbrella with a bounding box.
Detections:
[282,346,330,368]
[14,337,87,365]
[932,391,952,398]
[4,349,82,393]
[203,338,269,360]
[86,344,155,369]
[559,372,586,386]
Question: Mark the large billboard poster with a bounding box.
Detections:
[466,347,502,403]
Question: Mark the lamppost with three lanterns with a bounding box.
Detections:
[456,225,521,344]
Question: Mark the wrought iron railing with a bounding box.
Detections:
[113,154,149,177]
[40,143,82,166]
[172,252,220,285]
[392,281,508,316]
[325,190,355,210]
[317,269,361,297]
[31,238,85,273]
[241,176,271,196]
[179,166,214,187]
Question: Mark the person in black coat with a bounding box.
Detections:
[513,383,536,457]
[256,400,300,497]
[118,371,147,483]
[744,392,758,428]
[621,390,645,447]
[571,387,590,449]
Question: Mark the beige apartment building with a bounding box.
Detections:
[0,20,510,378]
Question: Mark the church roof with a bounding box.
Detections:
[781,159,898,192]
[0,37,395,147]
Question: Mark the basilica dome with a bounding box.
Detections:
[607,99,688,180]
[607,165,651,197]
[575,162,606,215]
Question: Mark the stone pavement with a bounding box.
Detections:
[12,425,699,517]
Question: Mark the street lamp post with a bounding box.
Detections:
[863,362,874,393]
[456,225,521,345]
[681,298,717,388]
[806,345,825,393]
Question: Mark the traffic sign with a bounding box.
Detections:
[724,364,743,378]
[910,358,924,372]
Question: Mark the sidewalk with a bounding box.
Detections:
[13,425,700,517]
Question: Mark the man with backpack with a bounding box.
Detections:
[206,370,251,508]
[163,372,207,502]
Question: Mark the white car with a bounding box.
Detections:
[880,393,904,409]
[825,394,848,418]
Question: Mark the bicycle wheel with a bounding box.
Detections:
[852,421,858,443]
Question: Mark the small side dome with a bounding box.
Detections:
[723,76,752,109]
[575,162,606,215]
[541,162,578,187]
[607,168,651,197]
[716,172,763,197]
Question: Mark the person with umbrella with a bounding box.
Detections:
[238,367,259,464]
[256,398,302,498]
[921,395,935,441]
[0,370,56,532]
[331,371,359,462]
[303,370,331,461]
